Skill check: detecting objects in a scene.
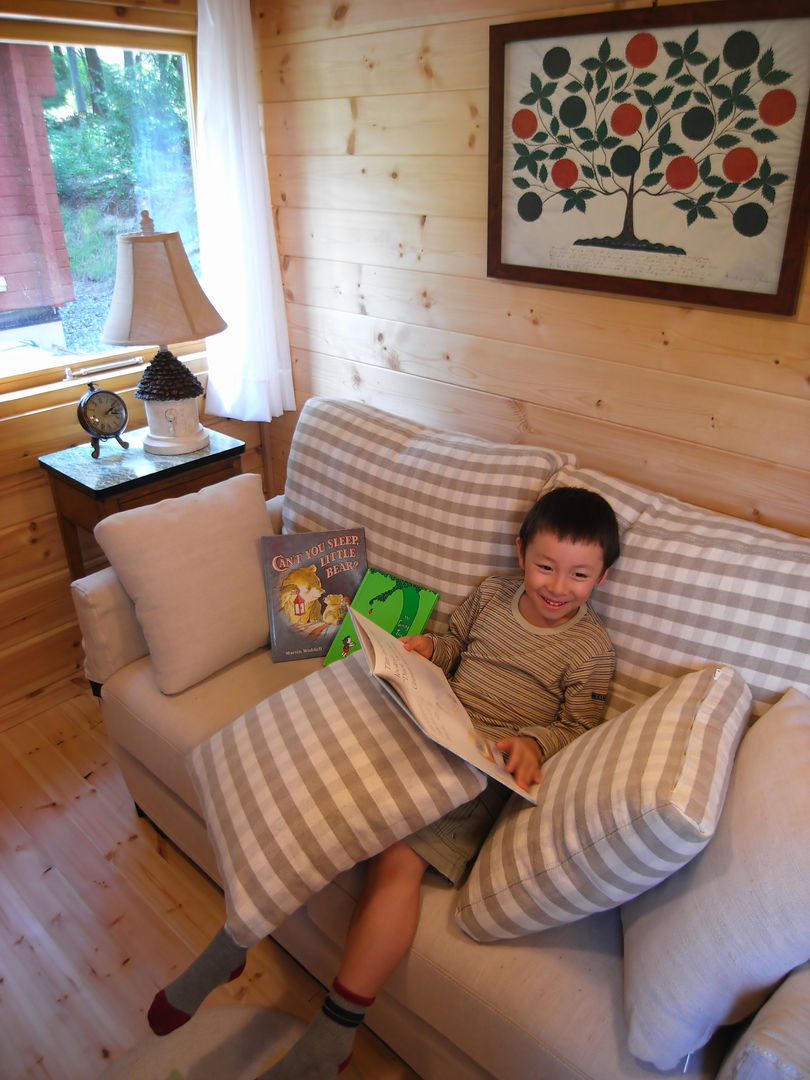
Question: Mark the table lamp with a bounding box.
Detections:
[101,211,227,455]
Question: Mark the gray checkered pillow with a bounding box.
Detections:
[189,652,487,947]
[282,398,574,633]
[455,665,751,941]
[549,466,810,717]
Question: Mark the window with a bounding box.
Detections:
[0,11,199,386]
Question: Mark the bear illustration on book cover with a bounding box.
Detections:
[262,528,367,661]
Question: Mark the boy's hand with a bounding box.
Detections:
[401,634,434,660]
[497,736,543,791]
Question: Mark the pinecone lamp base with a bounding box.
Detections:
[136,349,209,455]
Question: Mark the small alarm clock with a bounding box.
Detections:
[77,382,130,458]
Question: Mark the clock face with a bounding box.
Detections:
[78,388,129,438]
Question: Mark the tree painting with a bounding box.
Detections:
[511,26,799,254]
[492,6,810,311]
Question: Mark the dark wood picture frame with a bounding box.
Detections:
[488,0,810,314]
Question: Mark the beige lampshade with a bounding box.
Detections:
[101,219,226,347]
[100,213,225,456]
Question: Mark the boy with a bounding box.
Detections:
[148,487,620,1079]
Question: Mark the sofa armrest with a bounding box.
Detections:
[70,566,149,687]
[266,493,284,533]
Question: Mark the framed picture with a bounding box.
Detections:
[488,0,810,314]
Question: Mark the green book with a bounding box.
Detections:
[323,567,439,666]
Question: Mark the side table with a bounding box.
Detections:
[39,427,246,579]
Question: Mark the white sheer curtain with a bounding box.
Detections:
[195,0,294,421]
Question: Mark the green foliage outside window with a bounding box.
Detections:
[44,45,198,282]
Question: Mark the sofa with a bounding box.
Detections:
[71,397,810,1080]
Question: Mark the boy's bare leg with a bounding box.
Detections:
[339,838,428,994]
[259,840,427,1078]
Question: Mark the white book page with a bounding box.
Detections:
[350,610,538,802]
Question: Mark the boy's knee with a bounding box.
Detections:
[373,840,427,881]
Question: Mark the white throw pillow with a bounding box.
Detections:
[455,665,751,941]
[622,687,810,1071]
[716,961,810,1080]
[95,473,273,694]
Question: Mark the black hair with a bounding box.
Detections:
[518,487,620,572]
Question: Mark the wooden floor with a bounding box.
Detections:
[0,677,420,1080]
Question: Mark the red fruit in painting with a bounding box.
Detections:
[759,89,797,126]
[723,146,758,182]
[625,32,658,68]
[611,103,642,136]
[551,158,578,188]
[666,155,698,189]
[512,109,538,138]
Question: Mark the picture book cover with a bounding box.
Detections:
[262,528,367,661]
[323,567,439,666]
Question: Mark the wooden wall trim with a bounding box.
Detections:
[0,2,195,36]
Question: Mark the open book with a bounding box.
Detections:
[350,610,539,803]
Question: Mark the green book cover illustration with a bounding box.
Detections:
[323,567,439,666]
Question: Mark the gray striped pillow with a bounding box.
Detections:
[455,665,751,941]
[189,652,486,947]
[281,398,574,634]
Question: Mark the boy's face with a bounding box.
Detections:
[516,529,608,629]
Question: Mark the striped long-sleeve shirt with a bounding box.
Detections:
[428,575,615,761]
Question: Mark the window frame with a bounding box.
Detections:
[0,6,201,397]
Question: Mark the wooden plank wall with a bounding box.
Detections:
[0,359,262,711]
[256,0,810,536]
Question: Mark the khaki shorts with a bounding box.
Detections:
[406,779,511,886]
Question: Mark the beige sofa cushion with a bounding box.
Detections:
[455,666,750,941]
[95,473,273,694]
[716,961,810,1080]
[101,649,324,813]
[281,398,575,635]
[548,466,810,719]
[305,867,732,1080]
[621,687,810,1071]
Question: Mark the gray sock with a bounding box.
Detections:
[148,926,246,1034]
[259,980,373,1079]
